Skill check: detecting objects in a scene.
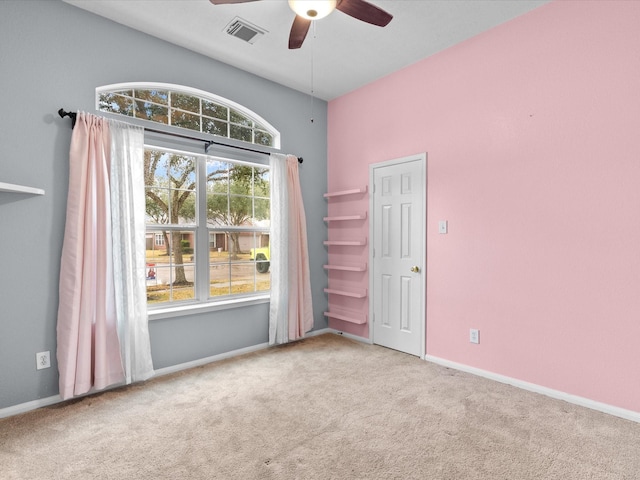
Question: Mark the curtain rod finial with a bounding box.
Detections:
[58,108,77,128]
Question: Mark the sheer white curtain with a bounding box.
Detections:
[269,153,313,345]
[57,112,154,400]
[109,120,155,385]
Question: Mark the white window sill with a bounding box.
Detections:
[148,294,270,321]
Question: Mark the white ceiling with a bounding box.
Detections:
[63,0,550,101]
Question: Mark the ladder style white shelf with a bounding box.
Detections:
[323,186,367,198]
[323,213,367,222]
[324,286,367,299]
[323,263,367,272]
[323,238,367,247]
[0,182,45,195]
[324,307,367,325]
[324,185,368,325]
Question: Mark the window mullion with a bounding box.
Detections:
[195,156,209,301]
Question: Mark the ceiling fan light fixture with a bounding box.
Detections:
[288,0,337,20]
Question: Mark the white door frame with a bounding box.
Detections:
[369,153,427,359]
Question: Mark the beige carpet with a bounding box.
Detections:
[1,333,640,479]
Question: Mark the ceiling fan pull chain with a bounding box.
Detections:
[309,21,316,123]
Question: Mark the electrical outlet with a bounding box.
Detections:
[36,351,51,370]
[469,329,480,344]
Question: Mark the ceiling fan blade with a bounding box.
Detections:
[289,15,311,49]
[336,0,392,27]
[209,0,261,5]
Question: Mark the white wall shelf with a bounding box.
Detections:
[324,185,369,327]
[324,287,367,298]
[323,263,367,272]
[323,186,367,198]
[0,182,45,195]
[323,238,367,246]
[323,308,367,325]
[323,213,367,222]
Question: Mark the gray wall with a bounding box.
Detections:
[0,0,328,410]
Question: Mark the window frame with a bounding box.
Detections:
[144,144,272,320]
[96,82,281,150]
[101,83,280,321]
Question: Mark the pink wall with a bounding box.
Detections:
[327,0,640,413]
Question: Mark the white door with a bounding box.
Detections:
[370,154,426,357]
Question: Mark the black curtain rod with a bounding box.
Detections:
[58,109,303,164]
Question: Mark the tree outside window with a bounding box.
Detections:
[144,148,270,305]
[97,83,278,308]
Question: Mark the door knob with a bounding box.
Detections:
[410,266,420,273]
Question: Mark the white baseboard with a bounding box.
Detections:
[153,342,270,377]
[0,329,339,419]
[0,395,63,419]
[6,335,635,425]
[425,354,640,424]
[305,328,332,337]
[142,328,342,379]
[326,328,373,344]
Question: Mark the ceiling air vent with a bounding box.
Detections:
[225,17,267,45]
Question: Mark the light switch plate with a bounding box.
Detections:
[438,220,448,234]
[470,329,480,344]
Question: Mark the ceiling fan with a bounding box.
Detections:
[209,0,393,49]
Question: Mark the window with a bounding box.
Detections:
[97,82,280,148]
[96,83,279,312]
[145,147,270,307]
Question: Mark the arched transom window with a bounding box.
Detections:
[96,82,280,148]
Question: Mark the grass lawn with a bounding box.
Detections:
[147,280,270,304]
[147,279,271,304]
[146,249,253,263]
[145,248,269,304]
